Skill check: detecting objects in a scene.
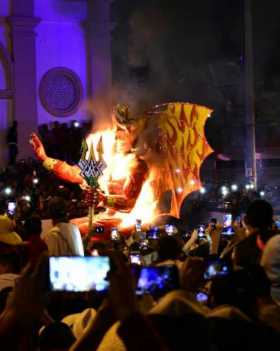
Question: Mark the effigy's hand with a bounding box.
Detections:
[85,188,106,207]
[29,133,47,161]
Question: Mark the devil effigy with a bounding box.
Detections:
[30,102,213,240]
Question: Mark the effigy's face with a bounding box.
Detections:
[112,109,135,153]
[115,126,134,153]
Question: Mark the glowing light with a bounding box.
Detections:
[221,186,229,196]
[200,187,206,194]
[231,184,238,191]
[33,178,39,185]
[176,187,183,194]
[245,184,251,190]
[260,191,265,197]
[190,179,195,186]
[22,195,31,202]
[4,187,12,196]
[175,168,181,174]
[249,184,255,189]
[73,121,80,128]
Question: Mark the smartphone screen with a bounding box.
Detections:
[147,227,159,239]
[165,224,174,235]
[204,259,230,280]
[198,225,206,238]
[134,265,179,296]
[135,219,142,232]
[222,214,234,235]
[196,291,208,303]
[7,202,16,215]
[224,214,232,227]
[49,256,110,292]
[274,220,280,230]
[111,227,120,241]
[129,254,142,265]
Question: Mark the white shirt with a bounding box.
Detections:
[42,222,84,256]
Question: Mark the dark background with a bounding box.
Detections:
[111,0,280,162]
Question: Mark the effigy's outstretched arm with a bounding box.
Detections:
[29,133,84,185]
[102,159,148,212]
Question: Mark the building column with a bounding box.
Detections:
[84,0,112,124]
[8,14,40,159]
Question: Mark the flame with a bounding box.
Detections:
[86,129,157,228]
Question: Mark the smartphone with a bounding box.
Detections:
[198,225,206,238]
[274,220,280,230]
[222,214,234,235]
[147,227,159,239]
[139,239,149,250]
[204,259,230,280]
[134,265,179,296]
[7,202,16,216]
[165,224,175,235]
[196,291,208,303]
[129,253,142,265]
[111,227,120,241]
[224,214,232,227]
[135,219,142,232]
[49,256,110,292]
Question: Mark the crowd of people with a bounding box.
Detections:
[1,155,280,350]
[37,121,92,164]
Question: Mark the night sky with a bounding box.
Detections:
[111,0,280,154]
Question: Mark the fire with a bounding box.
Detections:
[86,129,157,228]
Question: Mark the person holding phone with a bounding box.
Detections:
[42,197,84,257]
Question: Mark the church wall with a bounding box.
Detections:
[0,0,10,17]
[34,0,89,126]
[0,0,12,166]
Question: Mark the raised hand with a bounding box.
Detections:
[108,252,137,321]
[5,253,49,325]
[180,256,205,292]
[29,133,47,161]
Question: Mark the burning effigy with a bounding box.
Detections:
[30,102,213,240]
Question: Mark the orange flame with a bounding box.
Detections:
[86,130,157,228]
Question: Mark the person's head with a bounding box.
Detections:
[0,252,21,274]
[23,214,42,238]
[245,200,273,231]
[17,199,32,218]
[209,265,271,318]
[49,197,68,223]
[39,322,75,351]
[158,236,181,261]
[244,200,274,242]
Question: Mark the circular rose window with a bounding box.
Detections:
[39,67,83,117]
